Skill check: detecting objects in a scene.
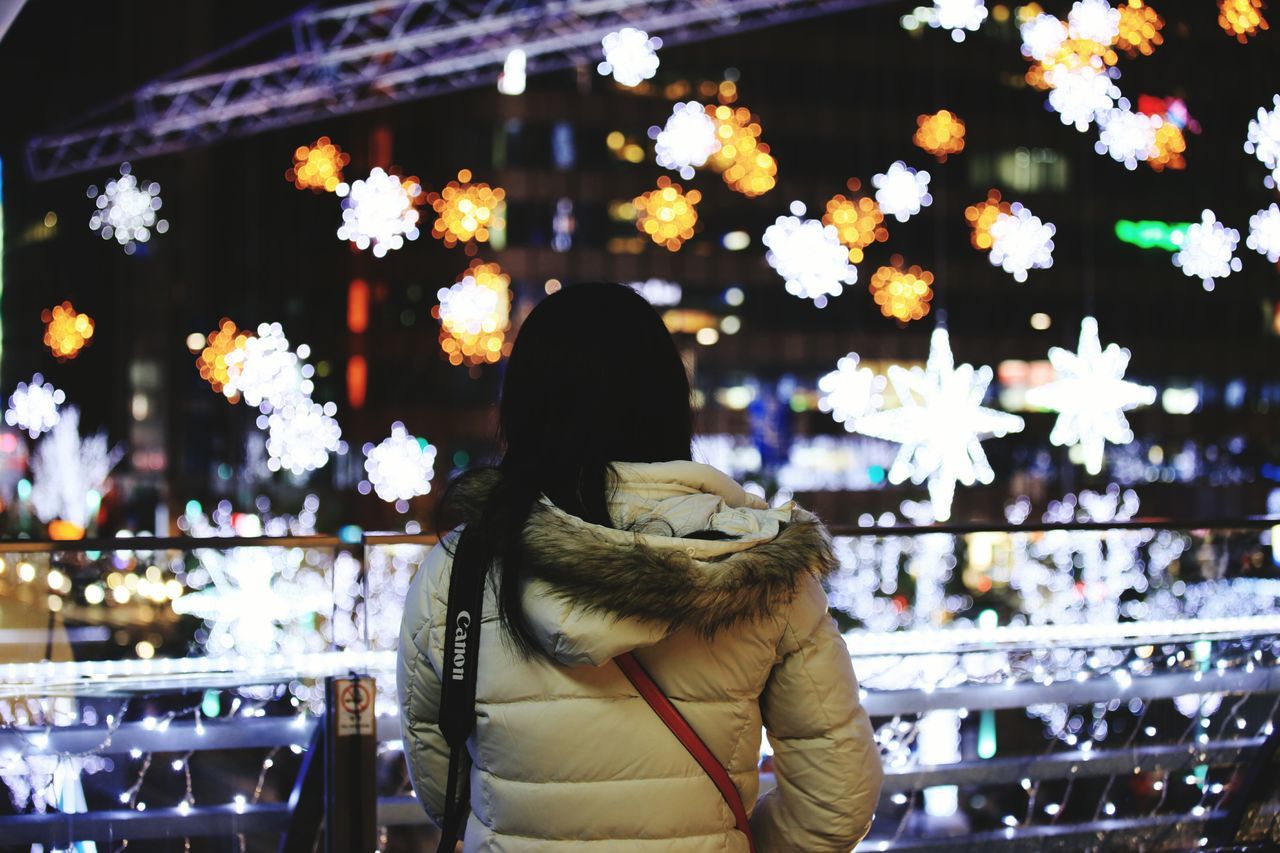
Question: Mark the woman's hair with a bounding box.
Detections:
[439,282,693,656]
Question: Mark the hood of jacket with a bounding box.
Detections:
[465,461,837,666]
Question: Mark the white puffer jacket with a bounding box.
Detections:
[398,461,882,851]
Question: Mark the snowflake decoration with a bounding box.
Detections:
[762,202,858,306]
[1067,0,1121,44]
[1172,209,1241,291]
[598,27,662,87]
[263,400,342,475]
[1094,109,1160,169]
[224,322,314,411]
[363,422,437,504]
[989,203,1056,282]
[1244,94,1280,189]
[5,374,65,438]
[650,101,720,179]
[872,161,933,223]
[336,167,421,257]
[930,0,988,42]
[1247,203,1280,262]
[818,353,886,430]
[1025,317,1156,476]
[87,163,168,255]
[1047,66,1119,131]
[30,407,121,529]
[853,327,1024,522]
[1021,13,1068,60]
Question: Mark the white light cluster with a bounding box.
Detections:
[1172,209,1242,292]
[1094,109,1160,170]
[1066,0,1120,44]
[362,422,437,504]
[438,275,504,334]
[650,101,720,180]
[1244,94,1280,189]
[1047,69,1119,131]
[818,353,886,431]
[263,400,342,475]
[762,202,858,306]
[1020,13,1068,60]
[989,203,1056,282]
[628,278,682,306]
[30,407,120,528]
[336,168,421,257]
[872,161,933,223]
[930,0,988,42]
[598,27,662,87]
[224,323,315,412]
[87,163,168,255]
[1248,204,1280,263]
[5,374,65,438]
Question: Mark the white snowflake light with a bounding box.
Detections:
[224,322,315,411]
[438,276,504,334]
[872,161,933,223]
[1172,209,1242,292]
[854,327,1024,522]
[930,0,988,42]
[362,422,437,504]
[598,27,662,87]
[1020,13,1067,60]
[762,202,858,306]
[336,167,421,257]
[818,353,886,430]
[989,203,1056,282]
[29,407,120,529]
[1244,94,1280,189]
[1046,67,1118,131]
[1025,317,1156,476]
[650,101,720,180]
[1247,204,1280,262]
[5,374,65,438]
[1067,0,1120,44]
[87,163,168,255]
[264,400,342,475]
[1094,109,1161,169]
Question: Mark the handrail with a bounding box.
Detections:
[0,534,351,553]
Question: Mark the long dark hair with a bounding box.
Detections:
[439,282,694,656]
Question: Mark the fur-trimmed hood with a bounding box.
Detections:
[499,461,837,666]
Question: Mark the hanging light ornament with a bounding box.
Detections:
[1114,0,1164,57]
[224,322,315,411]
[1245,95,1280,189]
[434,260,513,367]
[633,177,700,251]
[989,203,1056,282]
[598,27,662,87]
[650,101,720,179]
[823,188,888,264]
[869,258,934,323]
[1172,209,1242,291]
[1094,109,1161,169]
[286,137,350,192]
[1146,121,1188,171]
[1020,13,1070,63]
[263,400,342,475]
[197,319,252,399]
[5,375,65,438]
[1247,203,1280,262]
[1046,65,1120,131]
[42,302,94,361]
[336,167,421,257]
[818,352,886,431]
[1067,0,1121,44]
[1218,0,1269,42]
[914,110,966,162]
[929,0,988,42]
[762,201,858,306]
[964,189,1012,250]
[426,169,505,248]
[706,105,778,197]
[87,163,168,255]
[362,423,437,503]
[872,161,933,223]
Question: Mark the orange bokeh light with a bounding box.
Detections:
[964,190,1013,251]
[286,136,350,193]
[427,170,506,247]
[634,177,701,251]
[869,258,934,324]
[913,110,966,162]
[42,301,94,361]
[197,319,252,400]
[823,193,889,264]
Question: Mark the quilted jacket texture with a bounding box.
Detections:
[397,460,883,851]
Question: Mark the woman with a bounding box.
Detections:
[398,283,882,851]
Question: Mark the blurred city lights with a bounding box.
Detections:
[1218,0,1269,43]
[286,137,349,192]
[42,301,94,361]
[965,189,1012,250]
[872,161,933,223]
[914,110,966,162]
[87,163,167,255]
[1244,95,1280,189]
[650,101,720,180]
[362,422,437,503]
[763,201,858,305]
[197,319,252,399]
[264,400,341,475]
[1247,204,1280,262]
[5,374,64,438]
[869,259,934,323]
[336,167,421,257]
[1094,109,1161,169]
[435,260,512,366]
[706,104,777,197]
[1114,0,1164,57]
[633,177,700,251]
[989,203,1056,282]
[818,352,886,430]
[1172,209,1242,291]
[629,278,683,306]
[1114,219,1191,251]
[426,169,505,247]
[929,0,988,42]
[497,48,527,95]
[598,27,662,87]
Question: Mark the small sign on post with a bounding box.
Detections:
[324,674,377,853]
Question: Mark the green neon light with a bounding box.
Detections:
[978,709,998,759]
[1114,219,1193,252]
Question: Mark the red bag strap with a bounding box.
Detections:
[614,651,758,853]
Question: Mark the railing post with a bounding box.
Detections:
[323,673,377,853]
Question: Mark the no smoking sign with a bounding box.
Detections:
[333,676,376,737]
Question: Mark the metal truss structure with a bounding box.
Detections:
[25,0,888,181]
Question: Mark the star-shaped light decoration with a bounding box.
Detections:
[854,327,1024,521]
[1172,209,1241,291]
[1025,317,1156,476]
[818,353,886,431]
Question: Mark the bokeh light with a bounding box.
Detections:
[1245,95,1280,189]
[651,101,720,180]
[263,400,341,475]
[763,201,858,305]
[1218,0,1269,43]
[1114,0,1164,57]
[336,167,422,257]
[5,374,64,438]
[597,27,662,87]
[362,422,437,503]
[427,169,506,247]
[434,260,512,367]
[869,258,934,323]
[224,322,315,412]
[42,302,94,361]
[197,319,252,399]
[1147,121,1187,171]
[633,177,700,251]
[964,189,1013,251]
[989,202,1057,282]
[1172,209,1242,292]
[1247,203,1280,262]
[913,110,966,162]
[87,163,168,255]
[1094,109,1161,170]
[929,0,988,42]
[706,105,778,197]
[823,187,888,264]
[286,136,349,192]
[872,161,932,223]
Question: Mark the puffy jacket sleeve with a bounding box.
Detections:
[396,539,457,827]
[752,572,883,851]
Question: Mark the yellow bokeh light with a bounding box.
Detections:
[286,136,350,193]
[1026,38,1118,90]
[433,260,513,367]
[706,105,778,198]
[869,259,934,324]
[42,301,94,361]
[913,110,966,162]
[1147,121,1187,171]
[1115,0,1164,57]
[427,171,507,247]
[964,189,1013,251]
[1218,0,1269,42]
[823,189,888,264]
[197,319,252,399]
[633,177,701,251]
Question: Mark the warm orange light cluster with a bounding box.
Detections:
[1026,37,1118,90]
[913,110,966,162]
[869,259,933,323]
[634,177,701,251]
[286,136,350,192]
[705,105,778,197]
[1218,0,1269,42]
[1115,1,1164,56]
[427,169,506,247]
[823,190,888,263]
[197,319,252,398]
[434,261,513,367]
[964,190,1013,251]
[1147,122,1188,171]
[42,302,94,361]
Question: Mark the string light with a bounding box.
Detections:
[285,137,349,192]
[823,188,888,263]
[706,105,777,197]
[989,203,1056,282]
[426,169,505,247]
[598,27,662,87]
[434,260,512,366]
[869,258,934,323]
[818,353,886,430]
[197,319,252,399]
[336,168,421,257]
[362,423,437,503]
[1247,203,1280,262]
[87,163,168,255]
[965,189,1012,251]
[41,302,94,361]
[5,374,64,438]
[650,101,720,179]
[1114,0,1164,57]
[1172,209,1242,292]
[762,201,858,306]
[914,110,966,162]
[872,161,933,223]
[633,177,700,251]
[929,0,988,41]
[1218,0,1269,42]
[1244,95,1280,189]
